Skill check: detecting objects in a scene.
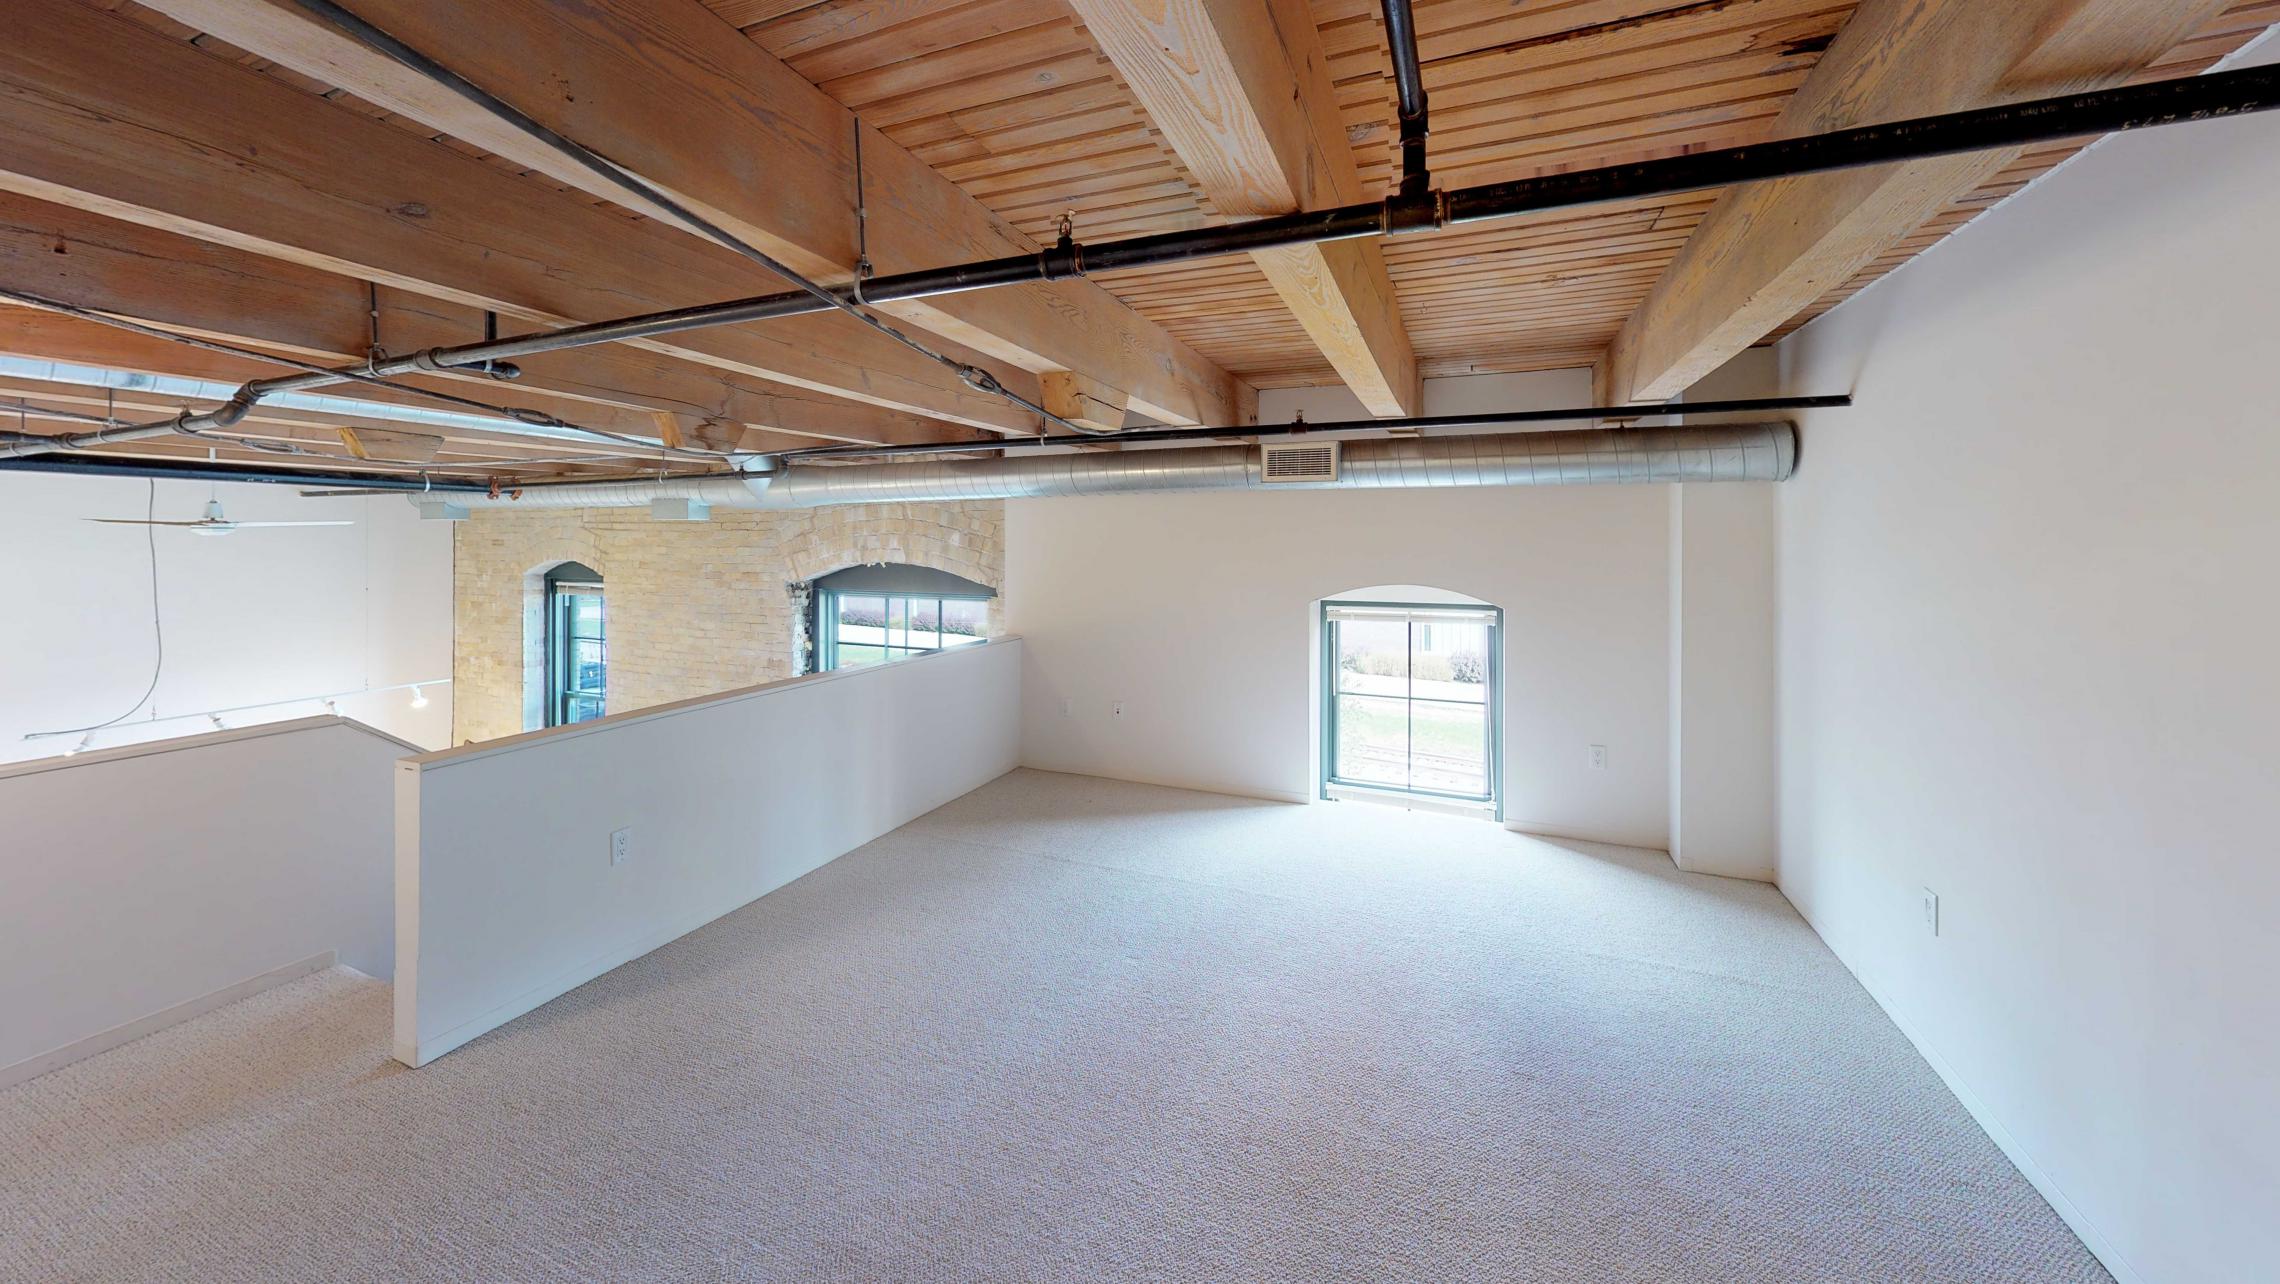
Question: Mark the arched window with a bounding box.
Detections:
[811,563,994,672]
[544,562,606,725]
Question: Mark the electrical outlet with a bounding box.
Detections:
[611,827,632,867]
[1589,744,1608,770]
[1113,702,1124,717]
[1921,888,1939,936]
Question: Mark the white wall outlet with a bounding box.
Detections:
[1589,744,1608,770]
[1112,702,1124,717]
[610,827,632,867]
[1921,888,1939,936]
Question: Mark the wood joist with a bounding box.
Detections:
[134,0,1256,429]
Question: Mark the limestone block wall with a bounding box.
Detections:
[450,501,1003,745]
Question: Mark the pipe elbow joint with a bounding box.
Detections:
[209,392,259,428]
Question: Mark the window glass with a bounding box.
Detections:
[1335,617,1409,699]
[836,595,889,669]
[940,598,988,646]
[1334,692,1410,790]
[908,598,943,650]
[1325,604,1496,808]
[819,589,990,671]
[546,582,605,727]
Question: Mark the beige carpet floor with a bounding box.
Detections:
[1,769,2105,1283]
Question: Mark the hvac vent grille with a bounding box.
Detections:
[1260,440,1338,483]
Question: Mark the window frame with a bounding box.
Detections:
[545,576,606,727]
[1320,599,1503,817]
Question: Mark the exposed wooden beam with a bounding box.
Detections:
[1068,0,1419,416]
[1600,0,2234,404]
[0,306,832,469]
[1040,370,1132,433]
[0,370,640,472]
[0,0,1046,436]
[0,190,988,453]
[138,0,1256,428]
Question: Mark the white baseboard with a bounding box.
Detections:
[0,950,337,1092]
[1784,899,2144,1284]
[1016,763,1312,806]
[1504,819,1671,857]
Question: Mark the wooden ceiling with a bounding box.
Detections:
[0,0,2272,483]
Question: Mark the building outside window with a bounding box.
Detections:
[810,564,995,672]
[545,562,606,726]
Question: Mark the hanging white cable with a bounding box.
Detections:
[33,477,167,739]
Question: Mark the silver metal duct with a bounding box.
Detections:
[443,422,1794,512]
[446,475,768,510]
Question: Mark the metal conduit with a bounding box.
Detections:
[444,422,1793,511]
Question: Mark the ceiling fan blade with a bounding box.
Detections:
[226,521,357,528]
[85,518,209,526]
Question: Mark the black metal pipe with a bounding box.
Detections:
[0,454,486,492]
[770,394,1851,461]
[1379,0,1431,197]
[1440,62,2280,224]
[383,62,2280,378]
[1379,0,1428,123]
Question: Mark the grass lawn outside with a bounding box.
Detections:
[1335,694,1489,795]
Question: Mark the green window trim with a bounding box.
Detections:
[545,569,606,727]
[1321,599,1503,817]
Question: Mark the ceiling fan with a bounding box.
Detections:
[88,497,353,537]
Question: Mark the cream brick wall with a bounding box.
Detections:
[451,502,1003,745]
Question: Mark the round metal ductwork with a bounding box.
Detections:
[440,422,1795,511]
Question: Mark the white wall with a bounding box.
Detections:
[394,637,1022,1067]
[0,716,405,1087]
[1008,367,1675,848]
[0,473,452,763]
[1772,58,2280,1284]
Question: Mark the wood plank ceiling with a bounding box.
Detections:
[1,0,2273,481]
[715,0,2277,389]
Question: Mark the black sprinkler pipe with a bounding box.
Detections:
[0,454,487,492]
[1379,0,1432,197]
[380,61,2280,378]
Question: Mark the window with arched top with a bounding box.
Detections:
[544,561,606,726]
[810,563,995,672]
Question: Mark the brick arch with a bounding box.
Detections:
[779,506,1005,675]
[777,506,998,589]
